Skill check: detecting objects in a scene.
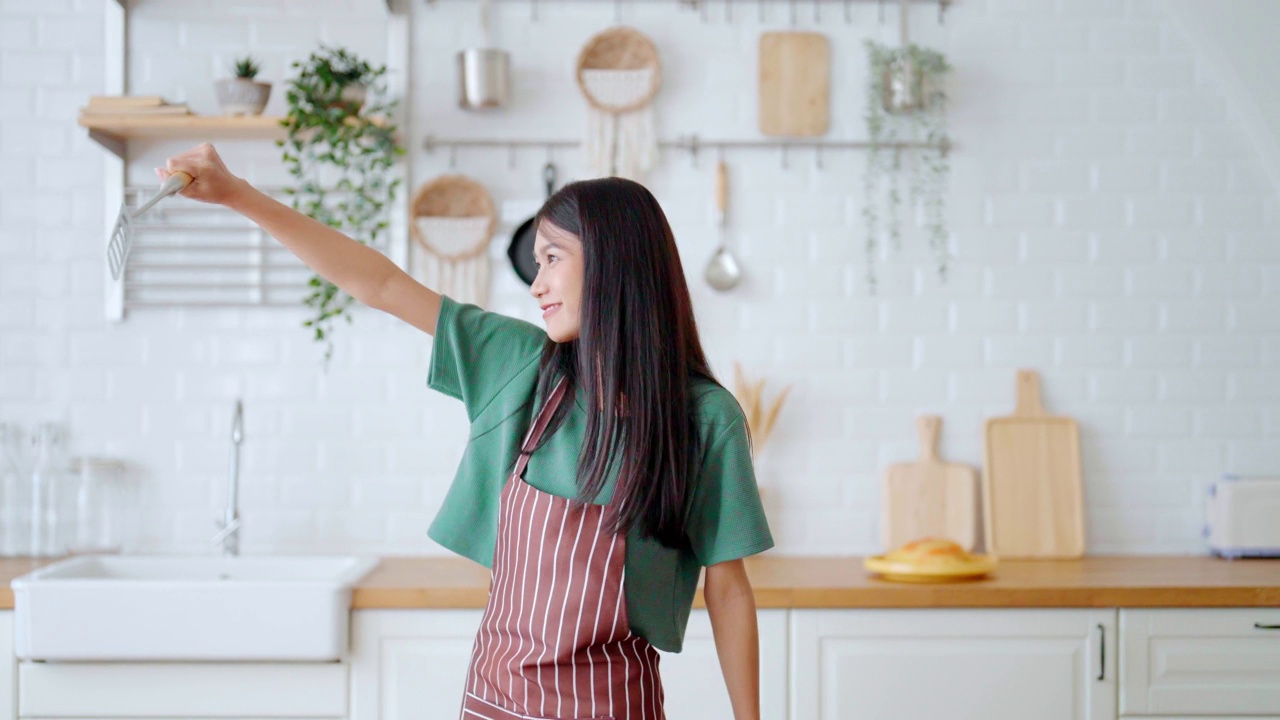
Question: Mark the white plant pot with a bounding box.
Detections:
[334,82,366,113]
[215,78,272,116]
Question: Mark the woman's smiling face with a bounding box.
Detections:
[530,221,584,342]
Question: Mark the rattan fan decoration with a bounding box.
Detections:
[410,175,497,308]
[575,27,662,181]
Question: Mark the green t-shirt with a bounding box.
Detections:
[426,295,773,653]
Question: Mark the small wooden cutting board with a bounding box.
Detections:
[983,370,1086,559]
[758,31,830,137]
[881,416,979,552]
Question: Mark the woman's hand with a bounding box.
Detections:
[156,143,249,207]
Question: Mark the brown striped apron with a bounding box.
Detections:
[461,379,664,720]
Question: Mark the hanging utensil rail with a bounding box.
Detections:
[425,134,950,170]
[425,0,953,26]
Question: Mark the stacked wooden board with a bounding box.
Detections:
[880,370,1085,560]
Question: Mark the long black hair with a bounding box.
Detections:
[530,177,717,549]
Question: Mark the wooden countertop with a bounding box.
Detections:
[4,555,1278,610]
[348,554,1280,609]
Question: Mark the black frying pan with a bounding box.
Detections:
[507,163,557,286]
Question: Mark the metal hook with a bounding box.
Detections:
[688,134,701,170]
[939,0,947,25]
[813,0,820,23]
[780,144,789,171]
[844,0,852,23]
[448,145,458,169]
[789,0,797,26]
[814,144,823,171]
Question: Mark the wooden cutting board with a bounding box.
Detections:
[983,370,1085,559]
[758,31,829,137]
[881,415,978,552]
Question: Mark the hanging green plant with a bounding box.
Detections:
[863,39,951,293]
[278,45,404,367]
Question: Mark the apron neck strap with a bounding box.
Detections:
[512,378,568,479]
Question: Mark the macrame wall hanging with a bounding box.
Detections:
[410,175,497,308]
[575,27,662,181]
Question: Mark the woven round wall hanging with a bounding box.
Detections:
[575,26,662,181]
[410,174,497,308]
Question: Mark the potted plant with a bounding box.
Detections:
[279,45,403,367]
[215,56,271,116]
[862,40,951,292]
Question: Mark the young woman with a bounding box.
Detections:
[160,144,773,720]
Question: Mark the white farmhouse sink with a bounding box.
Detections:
[11,554,378,661]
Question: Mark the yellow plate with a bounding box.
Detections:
[864,554,998,583]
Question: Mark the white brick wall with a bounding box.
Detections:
[0,0,1276,556]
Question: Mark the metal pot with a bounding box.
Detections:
[882,57,925,115]
[457,49,509,110]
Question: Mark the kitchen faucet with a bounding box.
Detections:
[212,399,243,556]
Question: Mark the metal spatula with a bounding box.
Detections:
[107,170,192,281]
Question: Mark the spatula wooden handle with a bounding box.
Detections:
[134,171,193,217]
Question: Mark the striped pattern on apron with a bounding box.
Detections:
[461,379,664,720]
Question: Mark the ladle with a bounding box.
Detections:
[704,160,741,291]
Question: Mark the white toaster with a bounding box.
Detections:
[1204,475,1280,559]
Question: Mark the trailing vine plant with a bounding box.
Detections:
[863,40,951,293]
[278,45,404,367]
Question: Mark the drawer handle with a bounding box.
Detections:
[1096,623,1106,682]
[1256,622,1280,630]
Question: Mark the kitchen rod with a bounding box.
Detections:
[425,0,950,26]
[424,134,950,170]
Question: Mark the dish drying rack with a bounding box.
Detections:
[103,187,354,321]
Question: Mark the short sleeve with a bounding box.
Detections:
[427,295,547,420]
[685,418,775,566]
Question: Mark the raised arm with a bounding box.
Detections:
[161,143,442,336]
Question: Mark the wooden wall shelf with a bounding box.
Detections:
[80,114,285,156]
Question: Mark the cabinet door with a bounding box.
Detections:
[792,608,1117,720]
[350,610,484,720]
[657,608,787,720]
[18,661,347,717]
[1121,608,1280,716]
[1,612,12,720]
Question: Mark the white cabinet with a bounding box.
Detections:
[1,612,13,720]
[792,608,1117,720]
[349,609,789,720]
[350,609,484,720]
[657,609,787,720]
[1120,608,1280,717]
[17,661,348,718]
